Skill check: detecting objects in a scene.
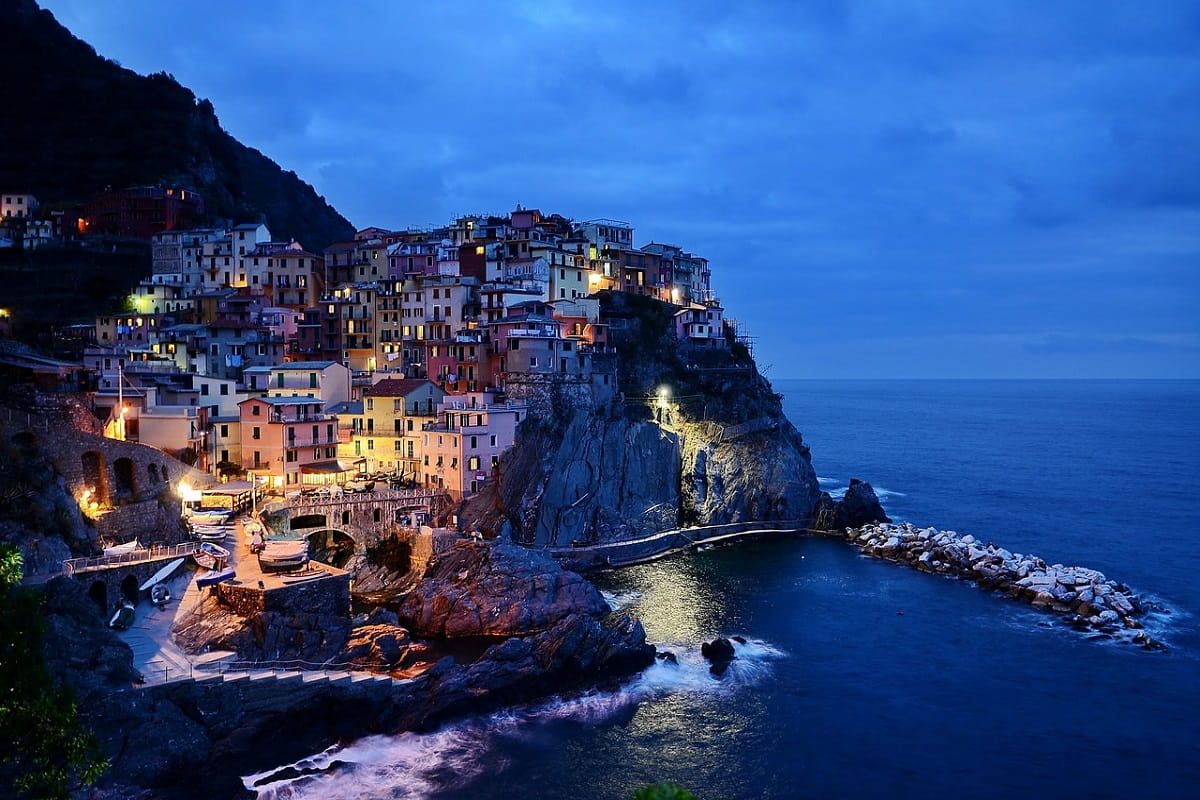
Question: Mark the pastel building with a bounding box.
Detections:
[238,396,341,488]
[421,394,525,497]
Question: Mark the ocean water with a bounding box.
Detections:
[252,380,1200,799]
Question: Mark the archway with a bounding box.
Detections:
[306,529,357,569]
[88,580,107,612]
[81,451,109,505]
[120,574,140,604]
[148,463,160,486]
[113,457,136,500]
[291,513,328,530]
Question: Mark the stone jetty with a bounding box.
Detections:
[840,522,1165,649]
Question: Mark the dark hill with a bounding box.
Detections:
[0,0,354,251]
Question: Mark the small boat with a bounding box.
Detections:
[108,600,135,630]
[279,567,327,584]
[258,540,308,571]
[149,583,171,605]
[191,524,234,542]
[103,539,140,556]
[187,510,230,525]
[196,567,236,587]
[139,557,185,591]
[193,541,230,570]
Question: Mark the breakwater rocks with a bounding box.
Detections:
[842,522,1165,650]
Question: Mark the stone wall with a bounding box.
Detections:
[217,572,351,617]
[503,372,603,418]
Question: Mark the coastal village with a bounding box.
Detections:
[2,188,735,500]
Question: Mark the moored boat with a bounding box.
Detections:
[196,567,236,587]
[258,539,308,571]
[193,541,230,570]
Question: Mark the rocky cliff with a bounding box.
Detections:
[460,295,822,549]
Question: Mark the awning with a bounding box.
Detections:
[301,458,366,475]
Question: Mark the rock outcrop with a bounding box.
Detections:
[811,479,891,531]
[399,540,610,637]
[839,522,1164,648]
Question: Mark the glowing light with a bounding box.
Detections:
[657,386,670,407]
[671,288,681,304]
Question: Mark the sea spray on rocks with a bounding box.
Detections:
[839,522,1166,649]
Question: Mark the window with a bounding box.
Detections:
[367,398,374,411]
[490,434,498,448]
[277,373,284,388]
[468,456,480,470]
[530,357,537,367]
[368,439,374,450]
[470,436,477,449]
[220,384,229,395]
[286,450,297,462]
[309,373,318,388]
[220,424,228,437]
[252,405,261,416]
[201,384,210,396]
[252,427,261,440]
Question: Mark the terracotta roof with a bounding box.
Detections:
[365,378,436,398]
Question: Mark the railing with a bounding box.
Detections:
[63,541,199,576]
[285,486,446,509]
[140,655,397,686]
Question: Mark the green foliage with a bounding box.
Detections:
[216,460,246,479]
[0,544,107,799]
[634,783,698,800]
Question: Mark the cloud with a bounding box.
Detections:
[34,0,1200,377]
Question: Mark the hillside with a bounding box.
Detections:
[0,0,354,251]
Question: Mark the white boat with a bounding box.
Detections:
[258,540,308,571]
[279,567,328,584]
[191,525,234,542]
[103,539,140,556]
[138,557,185,591]
[193,541,230,570]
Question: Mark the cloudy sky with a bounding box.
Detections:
[39,0,1200,378]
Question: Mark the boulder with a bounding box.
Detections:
[398,540,610,638]
[841,479,892,527]
[701,637,736,674]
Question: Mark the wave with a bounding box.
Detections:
[246,638,785,799]
[817,476,840,485]
[824,483,906,501]
[600,589,642,612]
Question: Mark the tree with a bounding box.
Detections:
[0,544,107,799]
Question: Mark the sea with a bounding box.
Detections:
[251,379,1200,800]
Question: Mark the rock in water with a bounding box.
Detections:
[399,540,610,638]
[701,637,736,674]
[841,479,892,526]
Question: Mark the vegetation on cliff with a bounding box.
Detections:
[0,546,107,800]
[0,0,354,251]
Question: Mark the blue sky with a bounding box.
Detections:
[38,0,1200,378]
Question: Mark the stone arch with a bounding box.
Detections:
[291,513,328,530]
[11,430,37,453]
[88,580,107,612]
[113,457,136,500]
[120,574,140,603]
[306,528,356,569]
[81,451,110,505]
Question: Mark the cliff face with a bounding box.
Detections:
[461,350,821,547]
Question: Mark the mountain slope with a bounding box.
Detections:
[0,0,354,250]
